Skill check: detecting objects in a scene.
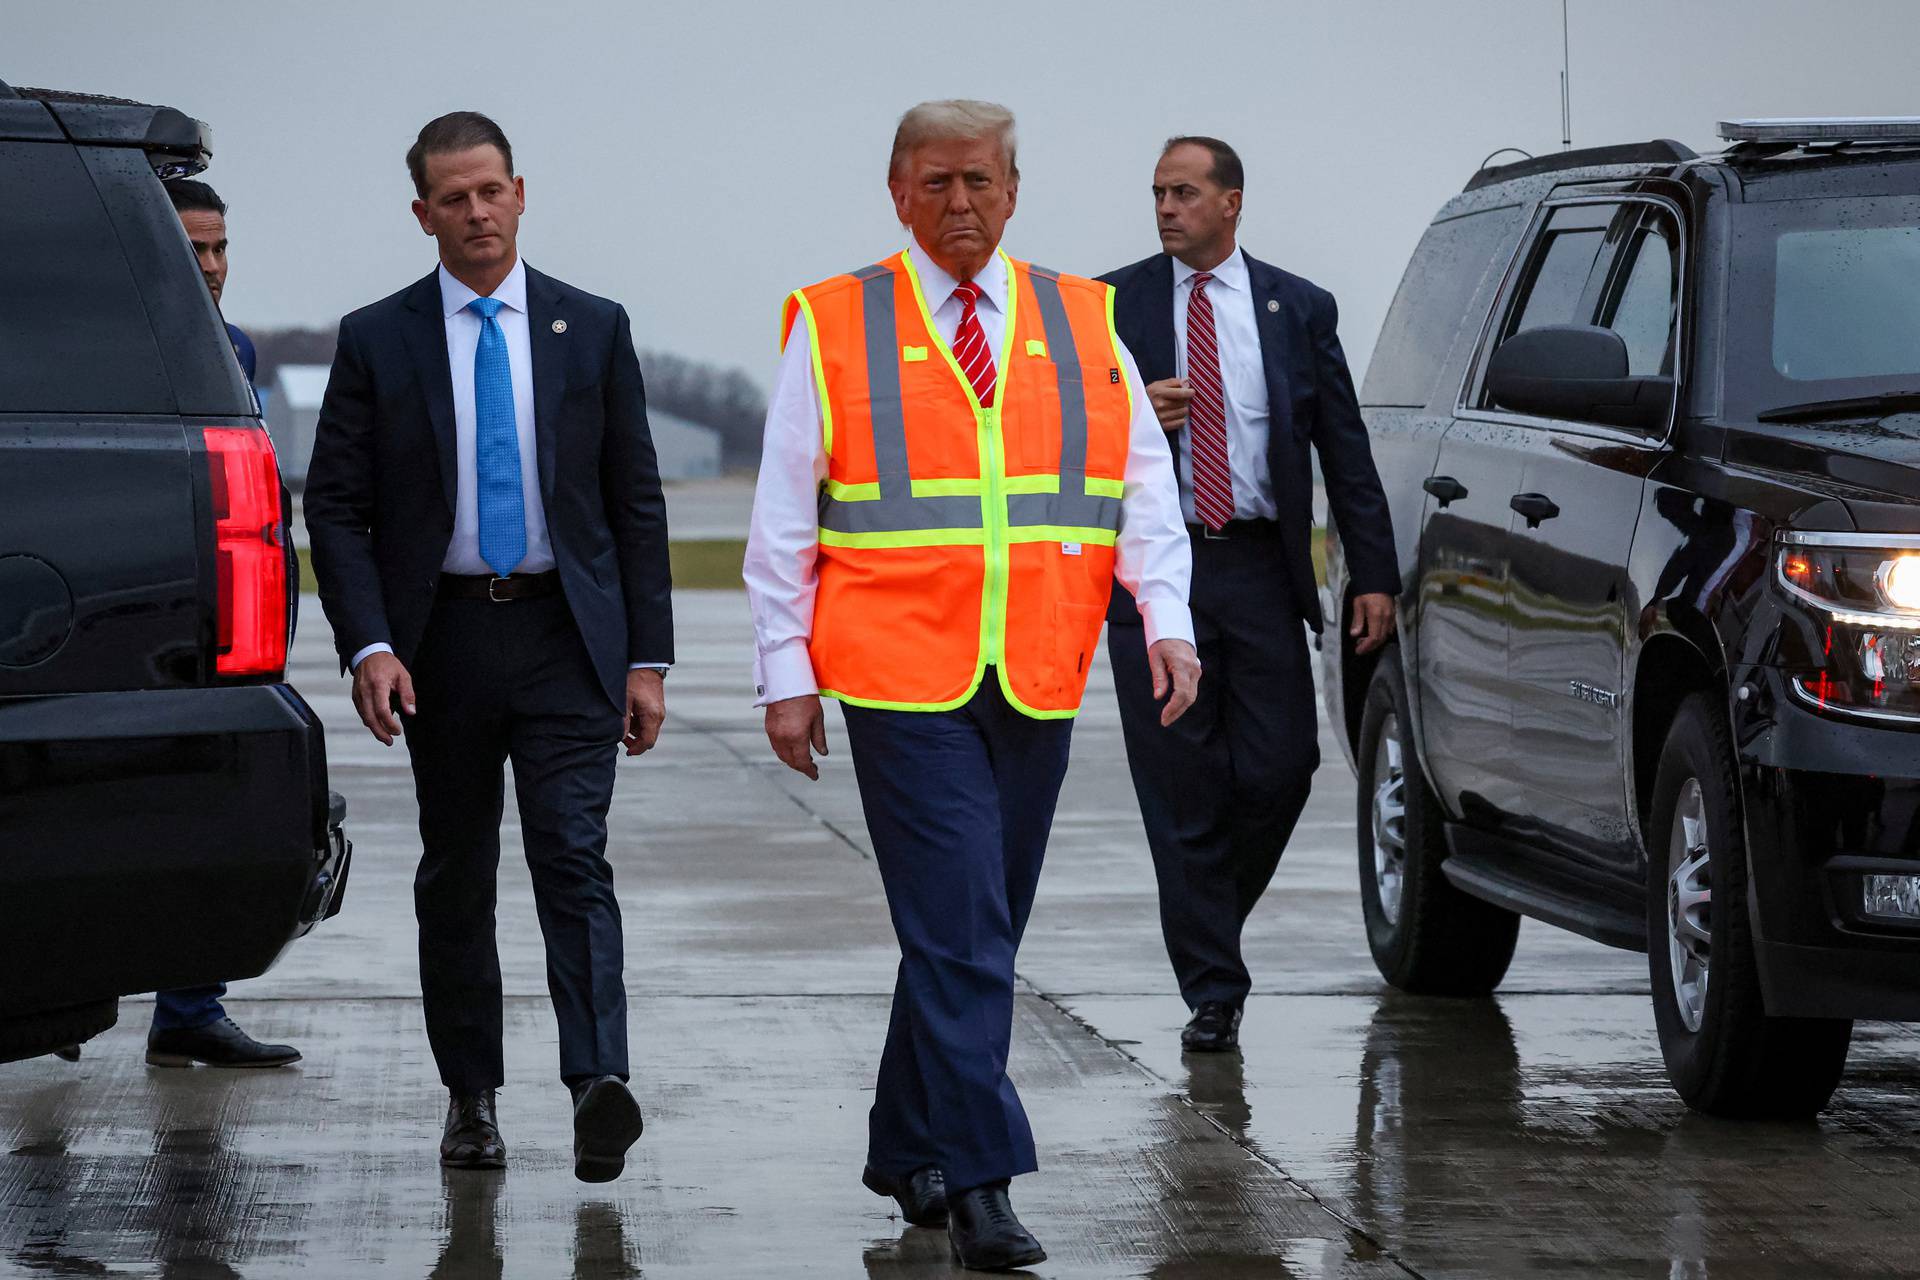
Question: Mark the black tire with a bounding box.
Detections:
[0,998,117,1065]
[1356,649,1520,994]
[1646,692,1852,1118]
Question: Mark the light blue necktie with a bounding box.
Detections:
[467,296,526,577]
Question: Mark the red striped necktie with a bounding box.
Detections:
[951,280,997,408]
[1185,270,1234,531]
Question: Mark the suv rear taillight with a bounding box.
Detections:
[204,426,288,678]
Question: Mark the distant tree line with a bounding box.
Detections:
[249,328,767,472]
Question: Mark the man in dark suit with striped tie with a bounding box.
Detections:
[1102,137,1399,1054]
[306,111,672,1181]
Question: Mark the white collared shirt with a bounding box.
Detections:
[348,259,666,674]
[743,239,1195,707]
[1172,246,1278,523]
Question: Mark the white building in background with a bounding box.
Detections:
[269,364,330,486]
[269,365,723,487]
[646,409,723,481]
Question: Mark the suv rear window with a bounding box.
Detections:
[0,140,174,412]
[1363,206,1522,408]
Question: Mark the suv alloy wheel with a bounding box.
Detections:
[1645,693,1852,1117]
[1357,651,1520,993]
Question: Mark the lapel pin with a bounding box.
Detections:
[552,319,568,334]
[1266,299,1280,313]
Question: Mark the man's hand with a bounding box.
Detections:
[352,651,415,746]
[1148,639,1201,726]
[1145,378,1193,432]
[1350,592,1396,655]
[765,694,827,780]
[623,669,667,756]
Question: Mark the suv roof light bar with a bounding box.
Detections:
[1720,117,1920,144]
[1463,139,1697,192]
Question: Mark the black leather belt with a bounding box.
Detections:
[437,571,561,602]
[1188,519,1279,542]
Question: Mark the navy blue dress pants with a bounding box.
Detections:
[841,674,1073,1192]
[151,983,226,1031]
[402,592,628,1094]
[1107,525,1319,1010]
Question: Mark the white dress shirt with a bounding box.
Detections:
[437,258,554,578]
[744,240,1194,707]
[1172,246,1278,523]
[349,258,666,674]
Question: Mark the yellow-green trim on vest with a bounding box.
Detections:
[784,289,835,458]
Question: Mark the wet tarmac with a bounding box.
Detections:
[6,590,1920,1277]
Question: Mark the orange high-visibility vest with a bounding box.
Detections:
[781,248,1134,718]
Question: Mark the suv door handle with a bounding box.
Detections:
[1509,492,1561,528]
[1423,475,1468,507]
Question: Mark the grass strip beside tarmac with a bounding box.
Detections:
[297,530,1325,595]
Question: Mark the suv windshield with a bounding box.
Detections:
[1727,191,1920,420]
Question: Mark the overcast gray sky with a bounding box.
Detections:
[13,0,1918,389]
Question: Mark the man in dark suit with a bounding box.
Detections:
[1102,136,1398,1053]
[306,112,671,1181]
[141,178,300,1070]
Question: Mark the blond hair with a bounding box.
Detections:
[889,99,1018,181]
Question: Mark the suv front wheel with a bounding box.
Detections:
[1357,650,1520,994]
[1646,692,1852,1117]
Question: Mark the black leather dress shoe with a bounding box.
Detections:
[947,1181,1045,1271]
[1181,1001,1242,1053]
[862,1163,948,1227]
[441,1091,507,1170]
[146,1017,301,1068]
[570,1076,644,1184]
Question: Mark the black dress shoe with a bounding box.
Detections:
[947,1181,1045,1271]
[441,1091,507,1170]
[1181,1001,1242,1053]
[862,1163,948,1227]
[570,1076,644,1184]
[146,1016,301,1068]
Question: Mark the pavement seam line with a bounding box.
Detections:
[1015,977,1429,1280]
[693,705,1422,1272]
[679,712,875,861]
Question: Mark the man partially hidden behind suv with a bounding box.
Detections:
[142,178,299,1069]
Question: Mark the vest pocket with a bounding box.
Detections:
[1053,600,1108,691]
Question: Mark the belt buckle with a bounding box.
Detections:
[1201,523,1230,541]
[486,576,512,602]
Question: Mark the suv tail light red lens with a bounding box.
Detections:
[204,427,288,677]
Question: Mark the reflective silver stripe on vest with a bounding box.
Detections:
[1017,266,1122,532]
[855,264,908,495]
[818,262,987,537]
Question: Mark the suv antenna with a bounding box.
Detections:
[1560,0,1573,150]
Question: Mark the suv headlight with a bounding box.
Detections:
[1776,532,1920,721]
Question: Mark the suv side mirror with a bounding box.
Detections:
[1486,324,1674,430]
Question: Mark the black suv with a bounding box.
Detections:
[1321,120,1920,1117]
[0,82,347,1062]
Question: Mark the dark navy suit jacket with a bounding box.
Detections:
[304,265,673,710]
[1101,251,1398,631]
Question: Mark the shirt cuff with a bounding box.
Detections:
[349,642,394,671]
[628,663,671,674]
[1135,597,1195,650]
[753,638,819,707]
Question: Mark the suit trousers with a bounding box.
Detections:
[1107,526,1319,1009]
[840,675,1072,1192]
[151,983,227,1031]
[401,592,628,1093]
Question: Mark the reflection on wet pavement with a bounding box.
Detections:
[8,593,1920,1276]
